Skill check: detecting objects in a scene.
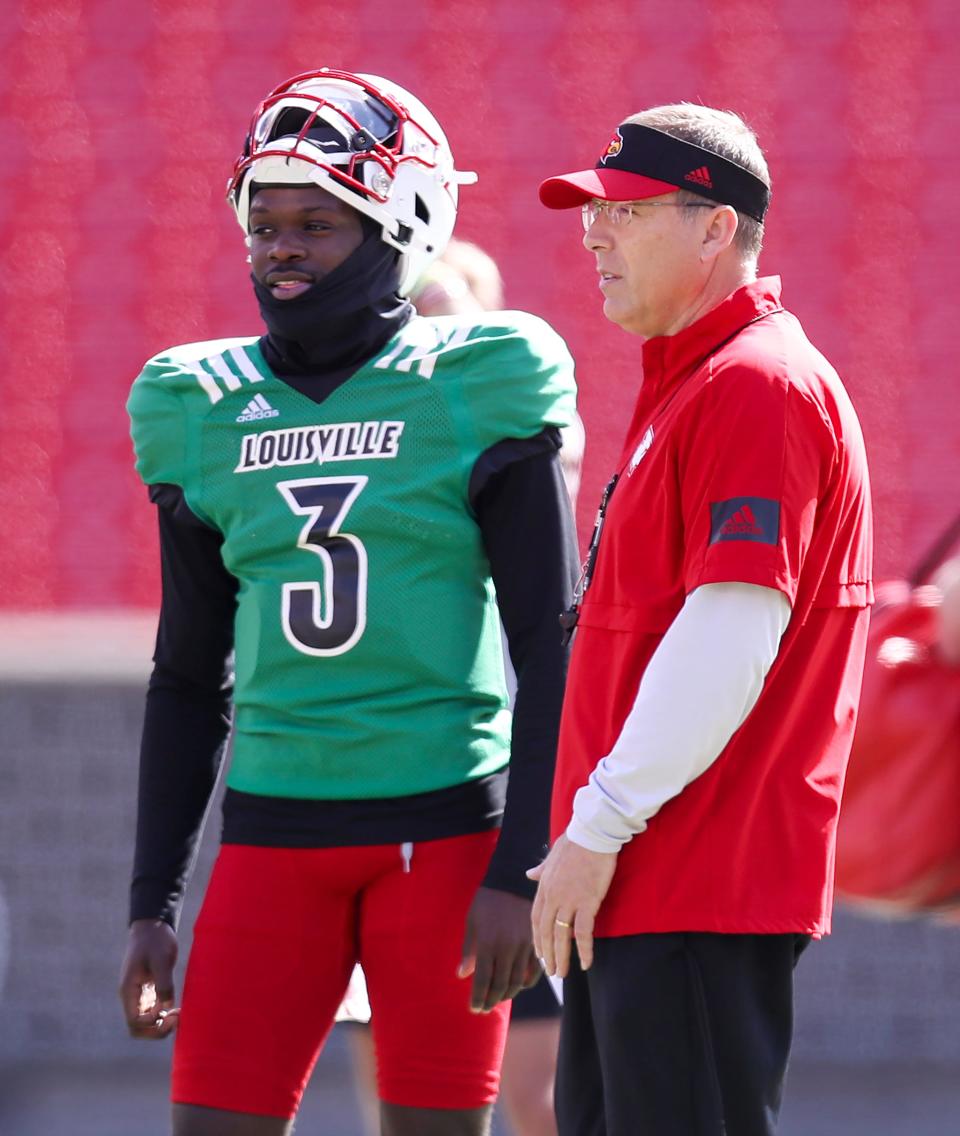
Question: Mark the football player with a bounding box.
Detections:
[118,69,579,1136]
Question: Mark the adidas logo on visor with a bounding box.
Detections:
[237,394,280,423]
[685,165,713,188]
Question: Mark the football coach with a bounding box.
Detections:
[528,103,874,1136]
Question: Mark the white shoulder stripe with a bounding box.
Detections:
[187,363,224,405]
[374,337,415,371]
[373,318,442,371]
[404,325,472,380]
[228,346,265,384]
[376,320,474,381]
[180,346,266,405]
[207,354,243,392]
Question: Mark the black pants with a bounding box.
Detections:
[556,931,810,1136]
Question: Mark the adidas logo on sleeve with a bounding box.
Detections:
[709,497,780,545]
[237,394,280,423]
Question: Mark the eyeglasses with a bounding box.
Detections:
[581,199,714,231]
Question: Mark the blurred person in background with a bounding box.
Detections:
[338,238,585,1136]
[934,558,960,665]
[411,238,585,506]
[530,104,873,1136]
[118,68,579,1136]
[835,544,960,918]
[412,237,504,317]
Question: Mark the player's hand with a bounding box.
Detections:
[528,835,618,977]
[119,918,180,1040]
[459,886,540,1013]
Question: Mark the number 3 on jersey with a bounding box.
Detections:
[277,476,368,656]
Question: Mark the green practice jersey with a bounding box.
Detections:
[129,312,576,801]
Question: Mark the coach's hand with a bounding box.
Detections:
[459,886,541,1013]
[119,918,180,1039]
[528,835,618,977]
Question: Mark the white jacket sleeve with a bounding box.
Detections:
[566,581,791,854]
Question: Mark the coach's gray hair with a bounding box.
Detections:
[624,104,770,263]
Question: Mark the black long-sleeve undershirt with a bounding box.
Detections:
[130,434,579,927]
[131,487,236,926]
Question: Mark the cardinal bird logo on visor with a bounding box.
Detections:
[600,129,624,165]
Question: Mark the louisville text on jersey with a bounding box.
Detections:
[235,420,405,473]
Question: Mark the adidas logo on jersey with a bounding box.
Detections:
[237,394,280,423]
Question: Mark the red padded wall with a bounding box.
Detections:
[1,0,957,609]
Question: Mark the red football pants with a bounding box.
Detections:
[172,832,510,1117]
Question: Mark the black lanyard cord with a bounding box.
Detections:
[560,472,619,645]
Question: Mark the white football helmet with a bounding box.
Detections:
[227,69,477,294]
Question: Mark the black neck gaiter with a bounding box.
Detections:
[254,226,414,392]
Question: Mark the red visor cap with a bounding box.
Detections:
[539,168,680,209]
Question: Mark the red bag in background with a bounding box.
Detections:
[835,517,960,917]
